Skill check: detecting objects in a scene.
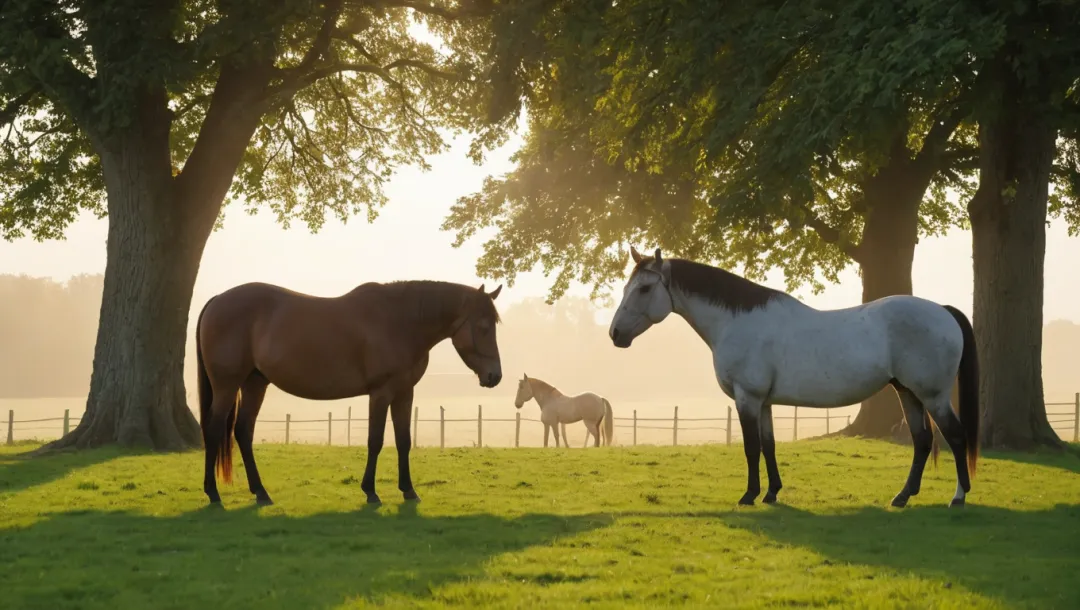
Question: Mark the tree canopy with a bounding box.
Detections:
[0,0,510,240]
[443,0,1076,302]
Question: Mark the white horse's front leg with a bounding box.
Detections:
[734,386,766,506]
[553,424,561,448]
[544,424,550,448]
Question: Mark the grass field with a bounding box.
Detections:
[2,439,1078,609]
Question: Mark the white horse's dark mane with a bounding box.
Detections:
[635,257,783,314]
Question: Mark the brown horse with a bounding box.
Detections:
[194,280,503,507]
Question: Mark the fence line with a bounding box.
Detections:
[7,392,1080,448]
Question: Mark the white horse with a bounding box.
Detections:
[514,374,615,447]
[608,246,979,508]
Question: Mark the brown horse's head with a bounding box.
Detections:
[452,284,504,388]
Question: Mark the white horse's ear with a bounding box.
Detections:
[654,248,663,263]
[630,245,643,264]
[523,373,529,380]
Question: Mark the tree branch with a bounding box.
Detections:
[794,190,861,262]
[0,85,42,127]
[375,0,494,20]
[914,96,971,167]
[293,0,345,77]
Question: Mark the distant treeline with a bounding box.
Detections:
[2,273,1078,401]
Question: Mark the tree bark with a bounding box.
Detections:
[969,63,1061,450]
[843,138,928,440]
[36,60,273,453]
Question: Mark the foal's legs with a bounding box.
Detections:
[389,388,420,502]
[923,395,971,507]
[360,394,392,505]
[234,373,272,505]
[891,384,934,508]
[759,403,783,503]
[734,390,765,506]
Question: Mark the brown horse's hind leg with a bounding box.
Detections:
[204,382,240,506]
[235,372,272,505]
[360,393,391,504]
[389,388,419,502]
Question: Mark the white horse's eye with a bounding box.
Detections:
[640,284,652,294]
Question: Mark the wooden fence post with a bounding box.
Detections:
[439,406,445,450]
[826,412,831,435]
[413,406,420,447]
[726,407,732,446]
[1074,392,1079,442]
[285,413,291,445]
[477,404,483,448]
[6,410,12,445]
[515,412,521,448]
[63,409,70,436]
[793,406,799,441]
[673,406,679,446]
[328,412,333,446]
[347,406,352,447]
[633,410,638,446]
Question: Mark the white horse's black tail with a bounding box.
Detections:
[943,305,980,479]
[601,398,614,446]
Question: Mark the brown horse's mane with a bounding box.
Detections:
[382,280,501,327]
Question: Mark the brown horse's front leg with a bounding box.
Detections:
[390,388,419,502]
[361,395,391,504]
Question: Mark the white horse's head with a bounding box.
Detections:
[514,374,535,409]
[609,246,674,348]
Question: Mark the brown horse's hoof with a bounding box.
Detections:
[949,497,965,508]
[256,496,274,506]
[366,494,382,505]
[403,490,421,502]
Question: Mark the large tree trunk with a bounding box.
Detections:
[36,61,272,453]
[843,140,926,440]
[968,63,1061,450]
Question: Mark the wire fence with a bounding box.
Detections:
[7,393,1080,448]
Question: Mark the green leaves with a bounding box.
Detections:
[441,0,990,300]
[1,0,510,240]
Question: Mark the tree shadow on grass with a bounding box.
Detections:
[981,443,1080,475]
[0,443,133,497]
[712,503,1080,609]
[0,503,609,609]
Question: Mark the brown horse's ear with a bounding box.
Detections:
[630,245,643,264]
[488,284,502,300]
[478,283,485,293]
[654,248,663,264]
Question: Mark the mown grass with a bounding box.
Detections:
[1,438,1078,609]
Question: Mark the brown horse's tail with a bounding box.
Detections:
[196,296,236,484]
[602,398,614,446]
[944,304,980,480]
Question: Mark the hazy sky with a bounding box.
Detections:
[1,131,1077,324]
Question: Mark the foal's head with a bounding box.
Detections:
[514,374,535,408]
[451,284,504,388]
[609,246,674,348]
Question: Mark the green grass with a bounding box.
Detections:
[1,439,1078,609]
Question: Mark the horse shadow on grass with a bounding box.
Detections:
[0,502,610,609]
[700,502,1080,608]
